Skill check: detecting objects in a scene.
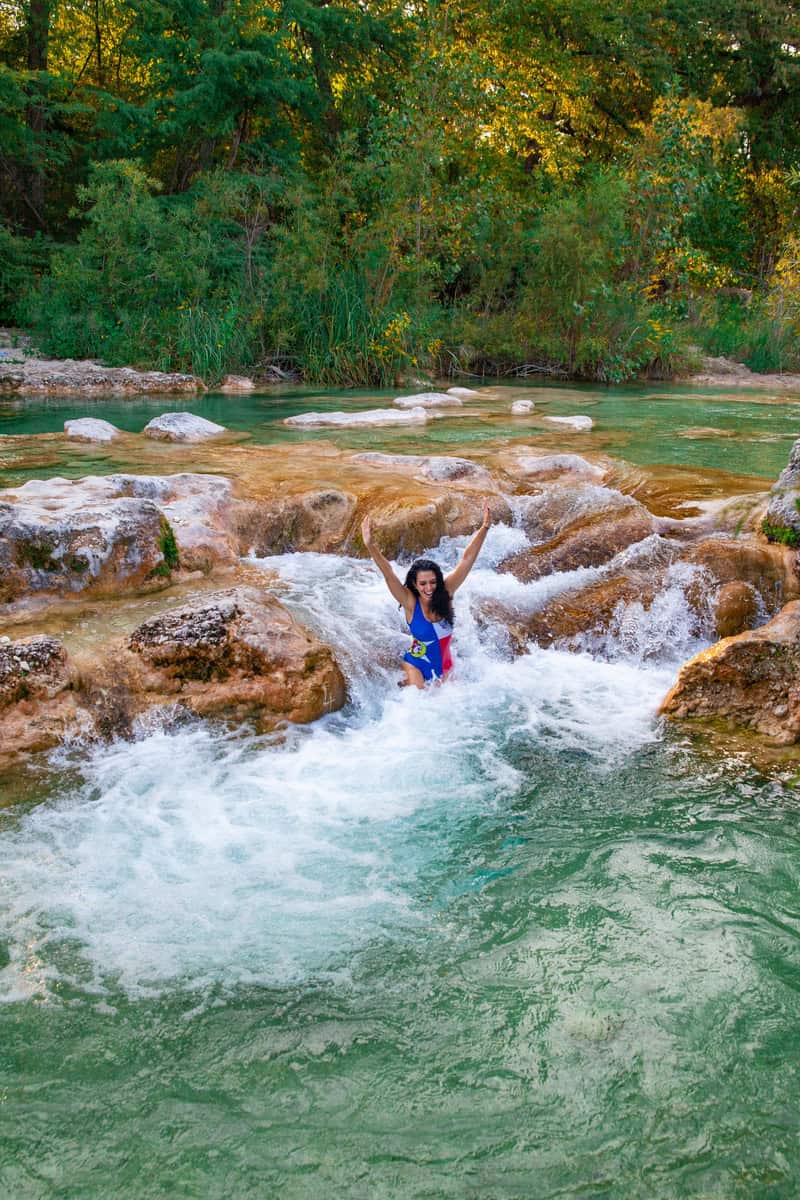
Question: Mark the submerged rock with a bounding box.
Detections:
[511,399,534,414]
[125,587,346,728]
[511,453,604,480]
[64,418,121,443]
[143,412,227,442]
[544,415,594,431]
[352,452,491,484]
[219,375,255,392]
[661,600,800,744]
[393,392,462,409]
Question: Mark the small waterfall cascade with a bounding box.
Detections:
[0,513,712,1003]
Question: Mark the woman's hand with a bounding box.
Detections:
[361,515,373,548]
[482,498,492,529]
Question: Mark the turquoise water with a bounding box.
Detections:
[3,735,799,1199]
[1,380,799,478]
[2,535,800,1198]
[2,395,800,1197]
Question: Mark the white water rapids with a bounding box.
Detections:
[0,506,717,1004]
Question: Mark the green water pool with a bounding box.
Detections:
[2,722,799,1199]
[1,380,798,482]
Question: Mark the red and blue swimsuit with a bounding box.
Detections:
[404,599,453,681]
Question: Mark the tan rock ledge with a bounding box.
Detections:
[660,599,800,744]
[0,588,347,765]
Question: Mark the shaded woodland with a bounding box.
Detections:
[1,1,799,383]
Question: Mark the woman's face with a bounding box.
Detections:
[415,570,438,600]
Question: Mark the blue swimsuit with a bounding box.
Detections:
[404,600,454,681]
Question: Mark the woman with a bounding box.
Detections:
[361,501,492,688]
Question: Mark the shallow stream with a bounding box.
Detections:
[2,389,800,1197]
[2,379,800,482]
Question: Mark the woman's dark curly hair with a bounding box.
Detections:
[404,558,454,625]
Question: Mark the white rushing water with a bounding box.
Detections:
[0,517,712,1003]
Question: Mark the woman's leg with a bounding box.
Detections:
[401,661,426,689]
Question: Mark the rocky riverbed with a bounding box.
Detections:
[2,397,800,765]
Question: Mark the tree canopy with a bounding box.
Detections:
[2,0,799,381]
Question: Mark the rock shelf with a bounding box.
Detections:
[0,353,203,395]
[3,429,800,759]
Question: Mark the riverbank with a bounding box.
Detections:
[4,330,800,397]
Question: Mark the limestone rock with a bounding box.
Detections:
[690,356,800,393]
[0,356,202,395]
[500,503,653,581]
[360,493,511,559]
[512,453,604,481]
[511,399,534,414]
[544,415,594,431]
[140,473,240,571]
[447,387,482,399]
[0,635,70,709]
[764,437,800,540]
[219,375,255,392]
[393,392,462,409]
[352,452,491,485]
[143,411,227,442]
[0,636,80,763]
[126,587,346,728]
[0,477,170,607]
[481,575,657,652]
[515,484,645,543]
[714,581,759,638]
[679,536,793,613]
[237,489,357,555]
[0,473,241,608]
[64,418,121,443]
[660,600,800,744]
[285,407,428,427]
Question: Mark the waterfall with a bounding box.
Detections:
[0,522,708,1003]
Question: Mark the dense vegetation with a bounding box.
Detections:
[1,1,799,384]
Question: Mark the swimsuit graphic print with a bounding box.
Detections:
[409,637,434,662]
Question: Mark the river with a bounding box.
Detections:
[1,384,799,1197]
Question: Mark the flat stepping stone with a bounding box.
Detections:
[393,392,462,409]
[285,407,428,427]
[64,418,121,443]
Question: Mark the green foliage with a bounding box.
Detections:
[158,517,180,572]
[14,538,57,571]
[761,518,800,548]
[5,0,800,384]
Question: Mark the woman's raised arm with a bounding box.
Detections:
[444,500,491,594]
[361,517,415,617]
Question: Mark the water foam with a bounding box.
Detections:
[0,525,700,1002]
